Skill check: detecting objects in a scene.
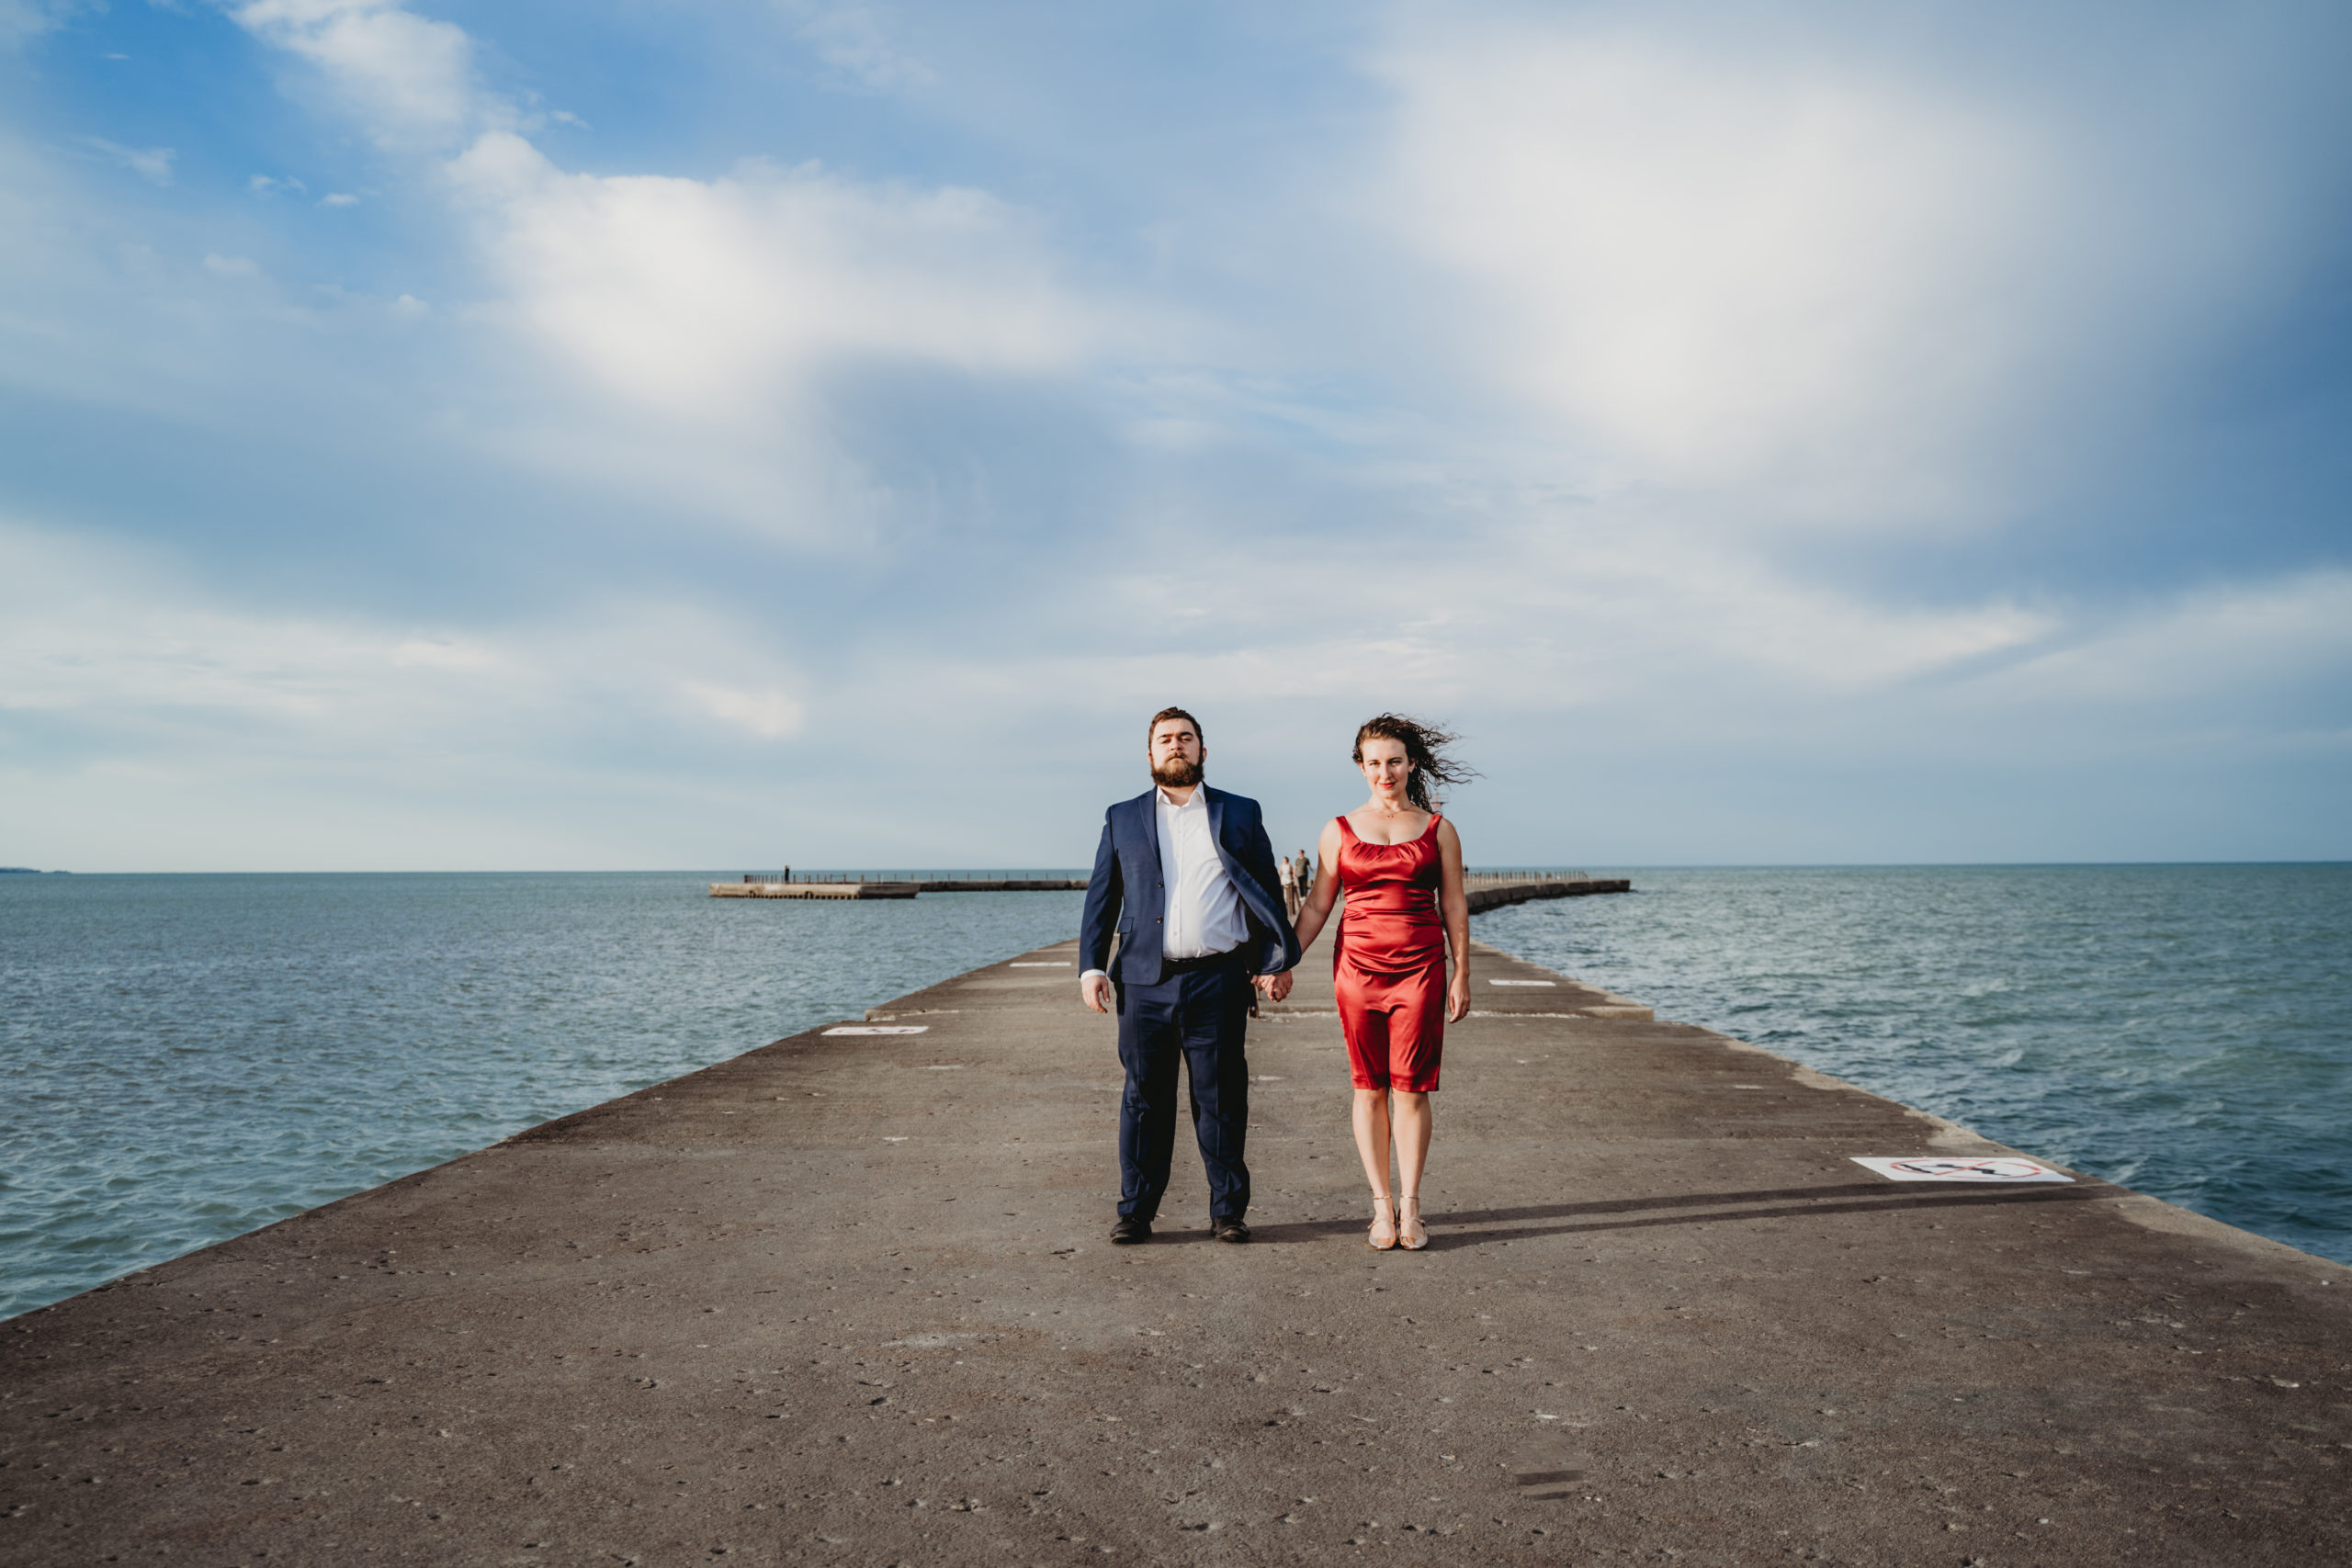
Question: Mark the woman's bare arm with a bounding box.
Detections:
[1289,818,1346,953]
[1437,818,1470,1022]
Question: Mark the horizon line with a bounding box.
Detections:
[6,860,2349,877]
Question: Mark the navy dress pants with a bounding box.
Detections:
[1114,954,1252,1222]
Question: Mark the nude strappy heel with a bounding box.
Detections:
[1396,1194,1428,1251]
[1368,1195,1397,1250]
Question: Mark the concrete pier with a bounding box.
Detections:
[710,881,923,899]
[710,879,1089,898]
[1462,875,1633,913]
[709,874,1626,905]
[6,943,2348,1564]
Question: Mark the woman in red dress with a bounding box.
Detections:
[1290,715,1473,1250]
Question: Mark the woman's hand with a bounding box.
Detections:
[1446,970,1470,1023]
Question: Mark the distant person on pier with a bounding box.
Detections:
[1080,707,1302,1246]
[1288,715,1473,1251]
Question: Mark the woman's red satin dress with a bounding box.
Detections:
[1333,813,1448,1092]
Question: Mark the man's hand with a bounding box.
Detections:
[1081,972,1114,1014]
[1255,969,1295,1003]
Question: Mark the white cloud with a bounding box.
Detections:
[681,680,806,740]
[82,138,175,185]
[1370,14,2292,524]
[419,129,1106,539]
[0,516,847,866]
[197,3,1105,542]
[10,3,2342,868]
[0,0,78,50]
[0,517,812,761]
[390,637,497,670]
[320,191,359,206]
[447,133,1090,423]
[775,2,935,92]
[232,0,484,149]
[997,502,2054,723]
[1963,570,2352,714]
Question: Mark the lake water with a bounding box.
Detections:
[4,864,2347,1318]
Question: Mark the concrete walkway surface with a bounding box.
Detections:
[6,939,2350,1565]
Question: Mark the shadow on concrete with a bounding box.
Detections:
[1243,1180,2104,1247]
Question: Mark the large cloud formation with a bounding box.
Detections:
[0,0,2346,867]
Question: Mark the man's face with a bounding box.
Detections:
[1149,719,1204,789]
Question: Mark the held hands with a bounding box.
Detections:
[1088,970,1292,1010]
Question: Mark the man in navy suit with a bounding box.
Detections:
[1080,706,1302,1245]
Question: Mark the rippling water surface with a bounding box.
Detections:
[1,874,1083,1319]
[1476,863,2352,1265]
[7,864,2349,1320]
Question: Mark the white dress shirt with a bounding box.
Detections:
[1155,784,1250,961]
[1082,784,1250,980]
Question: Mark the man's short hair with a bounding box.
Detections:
[1148,705,1203,744]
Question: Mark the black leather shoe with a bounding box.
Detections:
[1210,1217,1250,1244]
[1110,1216,1151,1245]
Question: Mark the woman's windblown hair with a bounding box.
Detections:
[1351,714,1477,813]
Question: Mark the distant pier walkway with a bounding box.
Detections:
[1461,871,1632,912]
[710,875,1089,899]
[5,942,2346,1563]
[709,870,1634,906]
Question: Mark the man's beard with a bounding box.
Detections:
[1151,757,1204,789]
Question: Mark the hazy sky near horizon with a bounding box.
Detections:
[4,0,2349,871]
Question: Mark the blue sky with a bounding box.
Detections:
[3,0,2348,871]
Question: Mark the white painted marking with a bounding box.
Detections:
[825,1025,930,1036]
[1489,979,1557,987]
[1010,961,1071,967]
[881,1136,910,1142]
[920,1064,967,1071]
[1851,1156,2073,1183]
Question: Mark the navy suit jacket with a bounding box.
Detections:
[1080,784,1303,985]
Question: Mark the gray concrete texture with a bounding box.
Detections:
[6,940,2351,1565]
